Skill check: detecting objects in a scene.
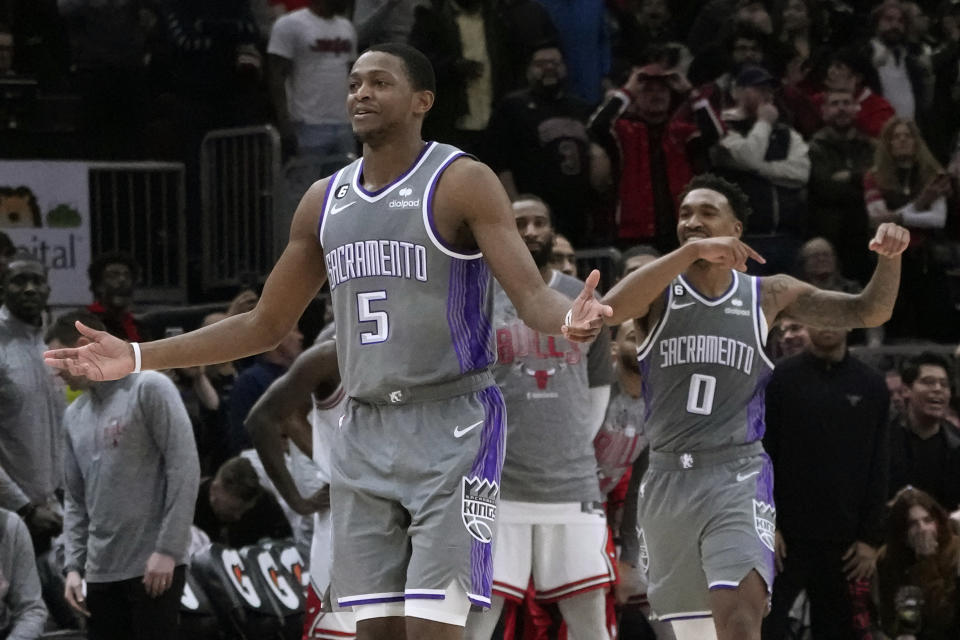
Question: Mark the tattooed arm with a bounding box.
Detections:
[761,223,909,328]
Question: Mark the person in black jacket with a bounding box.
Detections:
[889,352,960,512]
[762,320,889,639]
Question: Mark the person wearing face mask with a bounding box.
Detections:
[877,487,960,640]
[484,43,596,242]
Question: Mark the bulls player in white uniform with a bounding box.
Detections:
[246,340,356,639]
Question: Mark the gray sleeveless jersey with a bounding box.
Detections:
[318,142,495,399]
[637,270,774,452]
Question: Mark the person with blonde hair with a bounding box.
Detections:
[862,117,955,341]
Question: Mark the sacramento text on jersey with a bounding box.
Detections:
[658,334,756,374]
[325,240,429,291]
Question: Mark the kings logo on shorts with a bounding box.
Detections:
[461,476,499,543]
[753,499,776,552]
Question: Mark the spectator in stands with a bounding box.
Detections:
[877,487,960,639]
[887,367,908,422]
[821,48,895,138]
[795,237,860,293]
[0,507,47,639]
[86,251,142,342]
[869,0,931,121]
[352,0,424,51]
[0,256,64,551]
[548,234,577,277]
[156,0,266,136]
[617,244,660,280]
[464,197,614,640]
[808,87,877,284]
[889,352,960,512]
[684,22,769,116]
[409,0,508,155]
[533,0,610,104]
[485,43,595,241]
[763,318,889,639]
[589,63,715,252]
[0,231,14,303]
[226,326,303,454]
[267,0,356,160]
[775,314,809,359]
[712,64,810,275]
[52,310,199,640]
[927,0,960,161]
[0,0,69,90]
[863,117,955,342]
[193,455,292,548]
[489,0,559,95]
[57,0,149,159]
[608,0,685,79]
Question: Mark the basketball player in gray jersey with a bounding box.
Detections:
[600,173,910,640]
[44,43,611,640]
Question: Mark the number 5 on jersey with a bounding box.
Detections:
[357,290,389,344]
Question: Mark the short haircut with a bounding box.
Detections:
[680,173,753,223]
[215,456,263,503]
[45,309,107,345]
[619,245,661,274]
[364,43,436,93]
[901,351,952,385]
[512,193,550,210]
[87,251,139,292]
[0,231,14,259]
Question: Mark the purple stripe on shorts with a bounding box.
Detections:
[447,259,494,373]
[466,385,506,607]
[744,368,773,442]
[660,612,714,621]
[755,453,777,576]
[404,593,446,600]
[338,595,405,607]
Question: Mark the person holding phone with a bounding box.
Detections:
[863,117,956,342]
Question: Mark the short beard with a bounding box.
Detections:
[532,236,554,268]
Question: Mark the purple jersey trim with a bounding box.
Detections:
[354,142,433,197]
[403,593,446,600]
[466,386,506,608]
[708,584,739,591]
[316,175,337,242]
[425,152,479,257]
[679,271,737,302]
[447,259,494,374]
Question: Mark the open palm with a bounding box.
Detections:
[44,321,135,381]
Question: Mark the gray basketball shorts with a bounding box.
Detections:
[636,449,775,622]
[329,385,506,610]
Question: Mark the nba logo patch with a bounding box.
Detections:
[753,500,776,552]
[461,476,499,543]
[335,184,349,199]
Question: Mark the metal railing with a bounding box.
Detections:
[88,161,187,303]
[200,125,281,291]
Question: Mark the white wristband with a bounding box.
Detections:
[564,308,573,328]
[131,342,142,374]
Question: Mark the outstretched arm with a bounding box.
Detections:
[246,341,340,516]
[45,179,332,380]
[762,223,909,328]
[602,237,765,325]
[441,159,612,341]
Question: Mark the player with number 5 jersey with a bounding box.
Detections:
[43,43,611,640]
[600,173,911,640]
